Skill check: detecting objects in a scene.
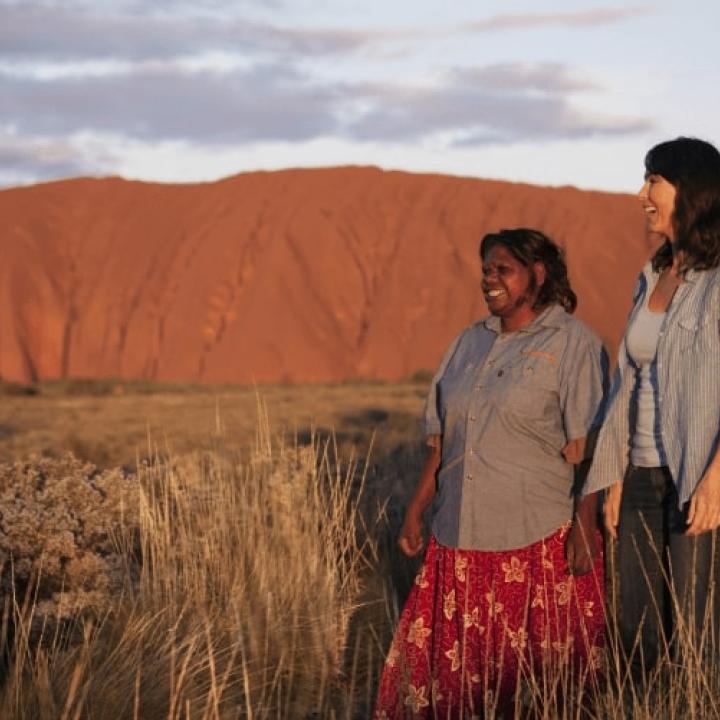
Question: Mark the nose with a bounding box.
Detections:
[638,180,649,202]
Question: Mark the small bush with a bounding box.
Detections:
[0,455,139,639]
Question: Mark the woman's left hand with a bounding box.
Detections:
[686,464,720,535]
[565,490,600,575]
[561,437,586,465]
[565,518,599,575]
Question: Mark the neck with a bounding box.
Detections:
[500,307,540,333]
[668,242,686,276]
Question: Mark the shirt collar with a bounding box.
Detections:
[482,303,568,335]
[643,259,699,285]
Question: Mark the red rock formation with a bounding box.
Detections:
[0,167,653,384]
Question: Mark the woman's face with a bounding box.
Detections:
[481,245,540,321]
[638,173,677,239]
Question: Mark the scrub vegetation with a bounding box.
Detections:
[0,382,718,717]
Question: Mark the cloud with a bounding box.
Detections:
[0,3,650,64]
[462,7,647,32]
[0,60,651,153]
[451,64,596,93]
[0,134,98,184]
[346,64,651,144]
[0,63,344,143]
[0,3,374,61]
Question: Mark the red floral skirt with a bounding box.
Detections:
[374,525,604,719]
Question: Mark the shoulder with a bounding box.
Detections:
[698,265,720,290]
[437,320,493,362]
[545,306,602,351]
[455,317,498,344]
[684,265,720,306]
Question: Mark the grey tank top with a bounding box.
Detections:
[625,301,667,467]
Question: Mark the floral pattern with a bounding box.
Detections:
[443,589,456,620]
[501,555,528,583]
[406,617,432,650]
[374,526,605,718]
[414,565,429,589]
[404,684,430,713]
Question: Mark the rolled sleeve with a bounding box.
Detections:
[422,330,465,438]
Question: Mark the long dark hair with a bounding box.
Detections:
[645,137,720,273]
[479,228,577,313]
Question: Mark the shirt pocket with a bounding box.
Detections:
[676,313,709,351]
[502,358,559,418]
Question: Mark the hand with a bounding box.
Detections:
[562,437,587,465]
[398,510,424,557]
[686,465,720,536]
[603,482,622,540]
[565,517,599,576]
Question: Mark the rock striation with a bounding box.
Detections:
[0,167,651,384]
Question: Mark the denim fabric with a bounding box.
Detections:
[618,465,720,676]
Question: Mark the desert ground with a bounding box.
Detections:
[0,378,429,469]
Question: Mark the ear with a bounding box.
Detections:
[533,261,546,289]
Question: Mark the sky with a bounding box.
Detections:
[1,0,719,192]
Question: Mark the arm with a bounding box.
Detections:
[682,278,720,537]
[398,436,441,557]
[559,329,607,574]
[562,436,602,574]
[566,487,601,575]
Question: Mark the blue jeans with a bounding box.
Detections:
[617,465,720,676]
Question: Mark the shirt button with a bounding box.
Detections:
[497,370,504,377]
[466,474,473,480]
[470,415,476,421]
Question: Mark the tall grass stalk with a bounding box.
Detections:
[0,410,372,719]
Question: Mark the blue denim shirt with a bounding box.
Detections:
[425,304,605,550]
[584,262,720,507]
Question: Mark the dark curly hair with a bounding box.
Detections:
[479,228,577,314]
[645,137,720,273]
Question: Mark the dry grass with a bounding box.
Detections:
[0,402,382,718]
[0,380,427,470]
[0,382,719,717]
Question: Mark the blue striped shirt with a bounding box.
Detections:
[584,262,720,506]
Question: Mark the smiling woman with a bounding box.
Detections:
[585,136,720,683]
[374,228,607,718]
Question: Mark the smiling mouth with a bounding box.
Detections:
[643,205,657,216]
[485,289,504,298]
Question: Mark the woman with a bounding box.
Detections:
[584,137,720,678]
[375,228,606,719]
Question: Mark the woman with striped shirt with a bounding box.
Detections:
[584,137,720,678]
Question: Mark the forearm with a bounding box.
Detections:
[406,437,441,516]
[574,491,599,529]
